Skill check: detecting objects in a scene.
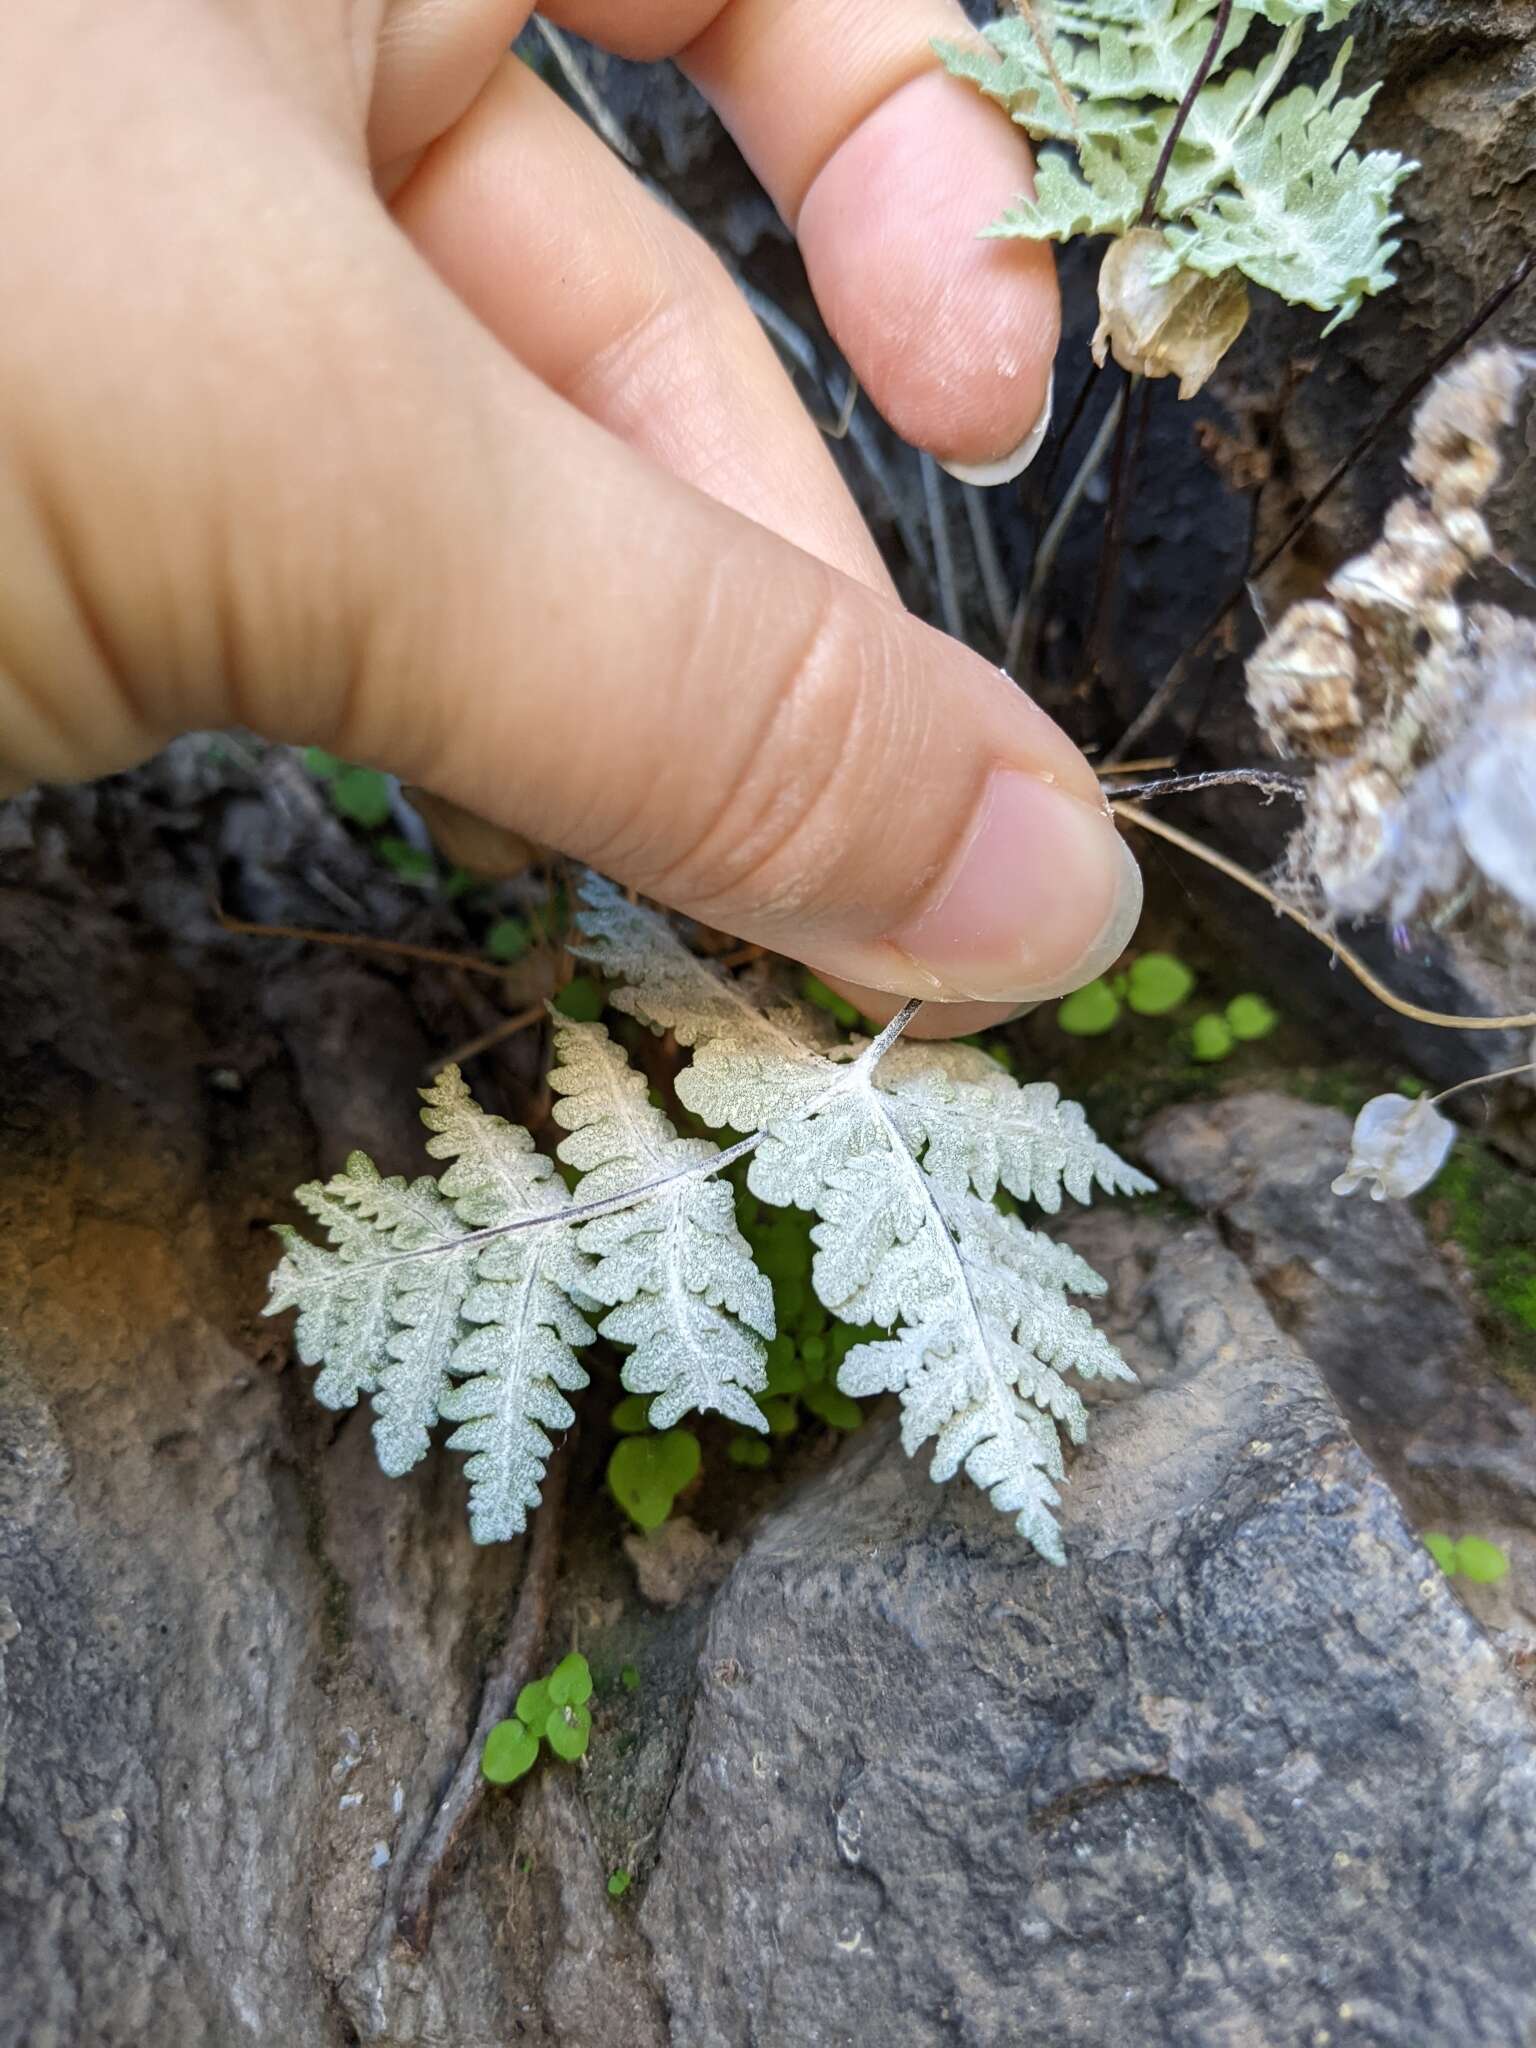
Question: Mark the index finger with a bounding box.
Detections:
[545,0,1059,478]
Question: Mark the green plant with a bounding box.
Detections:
[1190,1013,1236,1062]
[481,1651,595,1784]
[1423,1532,1510,1585]
[607,1428,701,1530]
[942,0,1414,394]
[607,1870,632,1898]
[1126,952,1195,1015]
[267,876,1153,1561]
[1058,978,1122,1036]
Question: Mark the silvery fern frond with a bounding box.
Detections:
[941,1,1413,385]
[268,877,1152,1561]
[575,879,1152,1559]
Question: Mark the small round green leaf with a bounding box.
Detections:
[608,1870,632,1898]
[802,1383,864,1431]
[1452,1536,1509,1585]
[619,1663,640,1692]
[545,1701,592,1762]
[330,766,393,828]
[758,1396,799,1436]
[485,915,532,963]
[482,1718,540,1784]
[1057,979,1121,1037]
[607,1431,701,1529]
[1225,993,1279,1041]
[611,1394,654,1435]
[1190,1014,1236,1063]
[301,746,342,780]
[548,1652,593,1709]
[1126,952,1196,1016]
[1422,1531,1457,1573]
[553,976,604,1022]
[727,1434,772,1469]
[515,1678,552,1730]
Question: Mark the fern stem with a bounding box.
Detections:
[1007,383,1126,679]
[336,999,927,1276]
[1139,0,1235,225]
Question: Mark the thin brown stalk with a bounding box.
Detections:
[394,1439,571,1957]
[215,903,512,978]
[1113,802,1536,1032]
[1013,1,1081,135]
[426,1004,548,1077]
[1139,0,1234,225]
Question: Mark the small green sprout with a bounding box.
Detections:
[802,1382,864,1431]
[1190,1013,1237,1063]
[1126,952,1196,1016]
[619,1663,640,1692]
[376,835,436,883]
[331,767,393,829]
[727,1434,773,1469]
[482,1652,597,1784]
[607,1428,701,1529]
[1057,979,1122,1036]
[610,1393,654,1435]
[553,976,605,1022]
[1423,1532,1510,1584]
[1225,994,1279,1041]
[608,1870,632,1898]
[485,915,532,963]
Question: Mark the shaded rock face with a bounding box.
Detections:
[641,1234,1536,2048]
[4,744,1535,2048]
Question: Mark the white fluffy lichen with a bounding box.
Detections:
[1247,347,1536,964]
[267,878,1154,1561]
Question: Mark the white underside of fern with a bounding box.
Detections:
[267,879,1153,1561]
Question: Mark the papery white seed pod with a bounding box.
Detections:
[1332,1093,1456,1202]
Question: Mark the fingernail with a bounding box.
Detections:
[885,768,1142,1002]
[940,371,1054,488]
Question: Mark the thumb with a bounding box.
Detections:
[350,347,1141,1005]
[0,48,1137,1005]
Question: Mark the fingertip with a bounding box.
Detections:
[797,67,1059,469]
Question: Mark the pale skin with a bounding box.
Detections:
[0,1,1142,1035]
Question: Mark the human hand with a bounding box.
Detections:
[0,2,1140,1029]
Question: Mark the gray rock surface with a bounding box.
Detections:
[642,1233,1536,2048]
[1144,1091,1536,1644]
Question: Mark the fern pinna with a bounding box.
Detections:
[267,879,1153,1561]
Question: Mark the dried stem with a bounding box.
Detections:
[1429,1060,1536,1107]
[1114,802,1536,1033]
[1100,767,1305,802]
[920,453,965,640]
[216,903,514,978]
[394,1438,571,1957]
[1012,1,1081,135]
[427,1004,548,1077]
[1007,383,1127,678]
[1108,245,1536,765]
